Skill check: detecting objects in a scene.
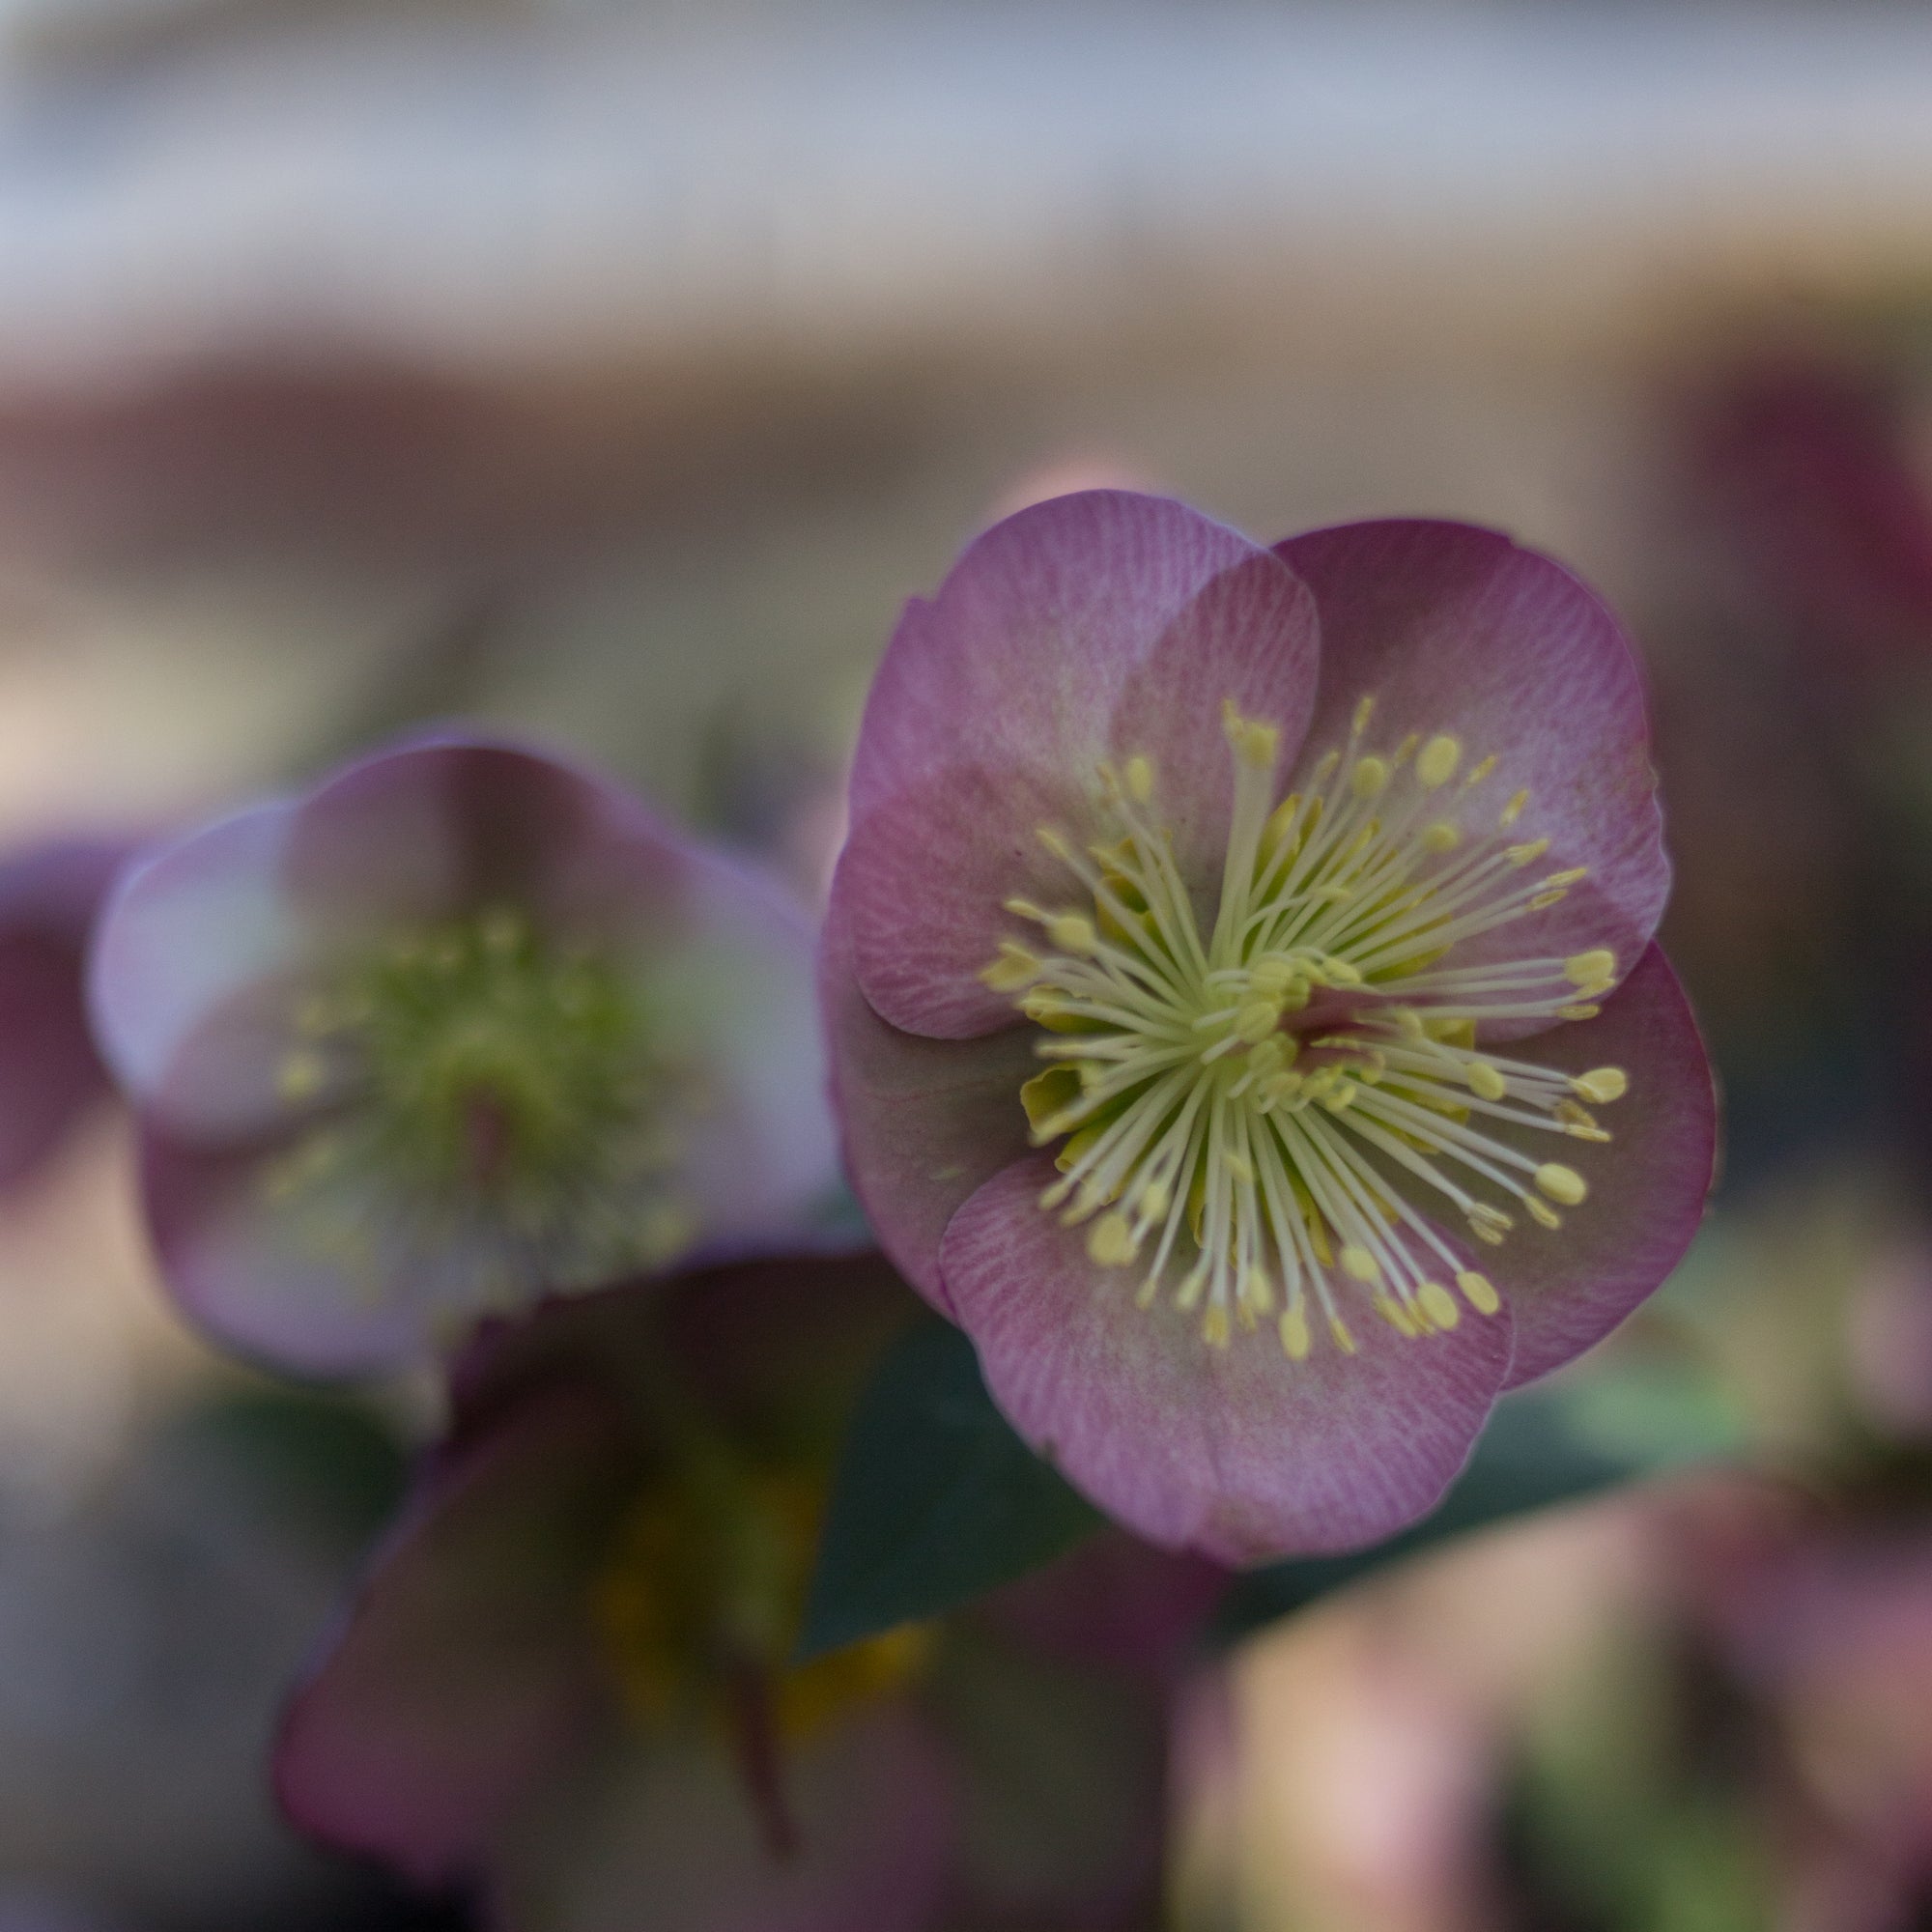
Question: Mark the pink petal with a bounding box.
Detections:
[973,1529,1227,1678]
[284,735,685,941]
[489,1709,956,1932]
[454,1253,916,1439]
[932,1626,1168,1918]
[1476,944,1718,1387]
[274,1385,629,1888]
[639,847,840,1248]
[140,1126,480,1375]
[842,491,1318,1039]
[1277,520,1669,980]
[0,838,131,1188]
[88,803,315,1138]
[938,1156,1516,1565]
[819,901,1034,1308]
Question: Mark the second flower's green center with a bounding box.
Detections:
[980,696,1632,1357]
[268,906,696,1307]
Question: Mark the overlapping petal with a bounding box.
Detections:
[1462,945,1718,1386]
[841,491,1318,1039]
[939,1156,1517,1564]
[1277,519,1669,984]
[89,805,311,1140]
[284,735,694,944]
[274,1384,630,1887]
[819,902,1034,1307]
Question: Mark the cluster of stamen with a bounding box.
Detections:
[266,905,697,1316]
[980,696,1631,1358]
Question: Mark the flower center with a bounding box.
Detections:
[267,906,696,1306]
[980,696,1632,1357]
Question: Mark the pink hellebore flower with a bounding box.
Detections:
[275,1255,1220,1932]
[88,736,838,1375]
[826,492,1718,1564]
[0,837,132,1192]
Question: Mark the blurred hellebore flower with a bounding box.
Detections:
[1689,355,1932,679]
[825,492,1718,1563]
[88,736,838,1375]
[0,837,132,1193]
[275,1254,1220,1932]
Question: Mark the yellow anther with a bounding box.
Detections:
[1124,754,1154,803]
[1535,1163,1589,1206]
[1245,1035,1289,1080]
[1389,1008,1425,1038]
[1320,956,1363,986]
[1457,1270,1501,1316]
[1202,1303,1232,1348]
[1088,1213,1137,1266]
[1340,1244,1381,1283]
[1328,1314,1358,1356]
[1280,1306,1312,1360]
[1222,700,1280,769]
[1259,1070,1303,1109]
[979,941,1042,992]
[1262,794,1301,852]
[1375,1294,1417,1337]
[1565,950,1616,987]
[1020,1065,1084,1135]
[1321,1079,1356,1113]
[1352,694,1376,737]
[1499,787,1530,829]
[1242,1265,1276,1314]
[1572,1066,1629,1105]
[1035,825,1078,865]
[1542,867,1589,890]
[1464,753,1498,786]
[1053,1125,1103,1171]
[278,1051,327,1102]
[1138,1178,1172,1221]
[1020,988,1081,1030]
[1524,1197,1563,1230]
[1528,891,1566,911]
[1465,1061,1507,1102]
[1248,956,1296,998]
[1556,1004,1601,1022]
[1418,1281,1461,1330]
[1223,1151,1256,1186]
[1423,822,1462,854]
[1065,1179,1112,1222]
[1417,734,1462,788]
[1506,838,1550,867]
[1235,998,1283,1045]
[1046,914,1099,956]
[1350,755,1390,801]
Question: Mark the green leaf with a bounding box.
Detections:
[799,1312,1101,1659]
[1212,1360,1741,1645]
